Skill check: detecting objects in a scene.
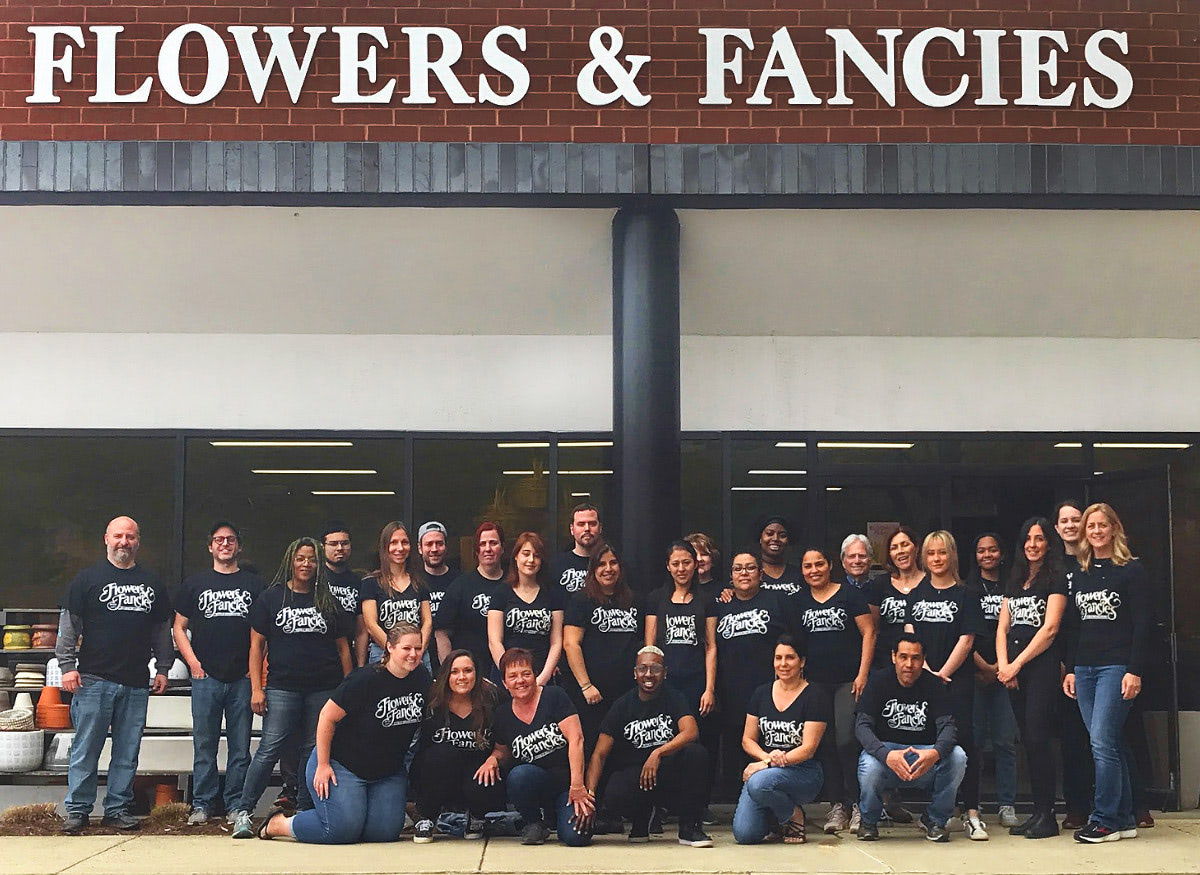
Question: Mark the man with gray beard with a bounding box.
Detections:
[58,516,174,835]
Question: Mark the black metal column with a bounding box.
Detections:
[612,208,681,591]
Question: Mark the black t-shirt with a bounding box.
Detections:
[747,682,832,751]
[599,686,693,770]
[326,566,363,620]
[63,560,172,687]
[969,577,1005,665]
[760,563,803,597]
[794,584,870,684]
[175,568,265,683]
[249,586,351,691]
[646,588,716,682]
[1066,558,1153,675]
[907,580,982,677]
[856,668,951,748]
[424,570,455,625]
[550,551,591,597]
[868,576,919,667]
[489,584,564,674]
[564,592,642,699]
[493,685,576,774]
[360,577,429,632]
[330,664,431,781]
[1007,576,1069,656]
[435,570,499,669]
[422,705,494,758]
[714,589,798,711]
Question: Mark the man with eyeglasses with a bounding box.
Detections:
[583,647,714,847]
[173,521,265,825]
[58,516,174,835]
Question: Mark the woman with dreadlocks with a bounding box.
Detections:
[230,537,354,838]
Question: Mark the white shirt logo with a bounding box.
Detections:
[431,725,491,749]
[623,714,676,749]
[275,605,328,634]
[591,605,638,633]
[717,609,771,639]
[801,606,847,633]
[1008,595,1047,628]
[881,698,928,731]
[879,596,907,625]
[98,582,156,613]
[559,568,587,593]
[375,692,424,728]
[471,592,491,616]
[329,584,358,615]
[759,718,803,749]
[1076,589,1122,621]
[761,579,802,596]
[196,588,254,619]
[980,593,1004,622]
[378,598,419,629]
[911,599,958,623]
[507,607,552,636]
[664,614,697,646]
[511,722,566,762]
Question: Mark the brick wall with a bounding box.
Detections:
[0,0,1196,144]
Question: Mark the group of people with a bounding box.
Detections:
[54,499,1153,848]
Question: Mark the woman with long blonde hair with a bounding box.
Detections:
[1062,503,1152,844]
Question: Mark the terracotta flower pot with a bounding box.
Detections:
[39,686,62,707]
[154,782,180,807]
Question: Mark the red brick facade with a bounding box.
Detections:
[0,0,1196,144]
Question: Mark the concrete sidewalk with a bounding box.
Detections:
[2,816,1198,875]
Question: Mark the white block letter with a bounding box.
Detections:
[698,28,753,106]
[479,26,529,106]
[229,26,325,104]
[1083,30,1132,109]
[402,27,473,105]
[827,28,901,107]
[331,26,396,104]
[158,24,230,105]
[27,26,84,104]
[1014,29,1075,107]
[902,28,967,108]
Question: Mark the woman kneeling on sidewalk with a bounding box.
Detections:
[259,623,430,843]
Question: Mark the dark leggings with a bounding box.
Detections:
[604,742,710,824]
[412,744,507,820]
[1007,651,1060,814]
[666,674,719,805]
[948,674,980,811]
[719,700,751,801]
[811,680,859,805]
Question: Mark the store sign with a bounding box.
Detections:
[26,24,1132,110]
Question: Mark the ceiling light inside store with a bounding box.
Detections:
[1054,442,1084,448]
[748,469,807,475]
[817,442,914,450]
[502,470,614,476]
[311,491,396,496]
[571,492,591,497]
[252,469,377,475]
[1094,442,1191,450]
[731,486,807,492]
[497,441,613,448]
[774,442,807,448]
[212,441,353,447]
[826,487,843,491]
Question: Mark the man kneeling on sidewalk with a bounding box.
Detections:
[855,633,966,842]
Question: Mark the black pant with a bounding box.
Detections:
[811,680,859,806]
[603,742,709,825]
[1059,687,1094,815]
[1008,652,1060,814]
[948,674,980,811]
[412,744,507,820]
[718,700,750,801]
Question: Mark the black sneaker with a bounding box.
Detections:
[700,807,719,826]
[649,806,664,835]
[413,819,436,843]
[857,822,880,841]
[100,812,140,831]
[678,824,714,847]
[628,816,650,843]
[521,821,551,845]
[882,797,913,824]
[920,814,949,843]
[61,813,89,835]
[1074,822,1122,843]
[464,815,486,840]
[592,814,623,835]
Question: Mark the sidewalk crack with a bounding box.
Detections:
[58,835,140,875]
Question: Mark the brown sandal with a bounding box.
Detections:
[782,810,807,844]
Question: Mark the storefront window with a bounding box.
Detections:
[556,438,613,541]
[183,438,406,580]
[415,438,550,570]
[822,483,941,570]
[0,436,176,607]
[731,439,808,560]
[681,438,721,547]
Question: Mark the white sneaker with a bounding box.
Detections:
[186,808,209,826]
[946,812,965,832]
[963,813,989,841]
[823,803,849,834]
[998,806,1019,828]
[849,804,861,835]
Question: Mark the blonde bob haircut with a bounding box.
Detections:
[921,530,961,584]
[1076,502,1133,572]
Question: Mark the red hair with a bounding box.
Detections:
[474,521,505,554]
[504,531,548,588]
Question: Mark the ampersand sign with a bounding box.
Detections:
[577,26,651,107]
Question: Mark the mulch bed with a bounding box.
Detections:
[0,802,231,836]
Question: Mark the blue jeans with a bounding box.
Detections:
[190,675,252,814]
[1074,664,1134,830]
[857,744,968,828]
[732,760,823,844]
[236,687,332,814]
[66,678,149,818]
[973,680,1017,807]
[505,764,592,846]
[289,751,409,843]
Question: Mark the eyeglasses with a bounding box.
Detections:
[294,556,318,565]
[324,539,350,548]
[634,664,664,676]
[731,565,759,574]
[211,536,238,545]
